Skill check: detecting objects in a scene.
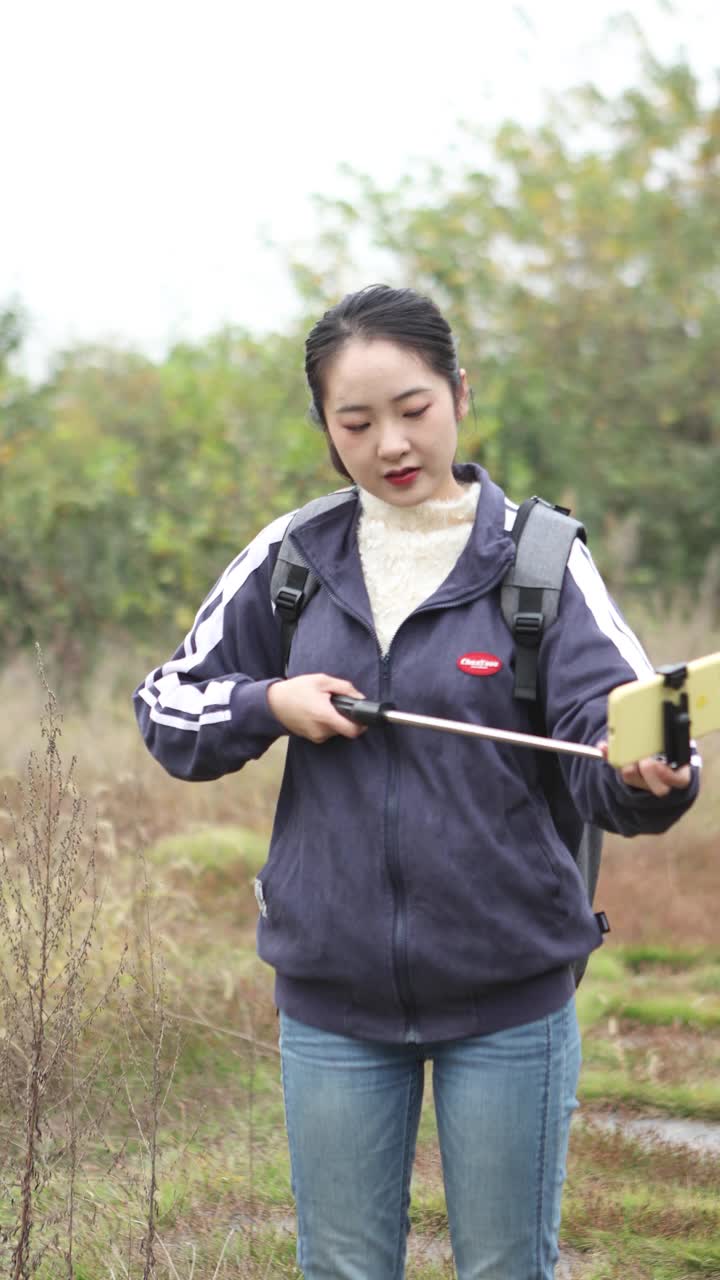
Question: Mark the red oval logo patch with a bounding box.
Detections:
[457,652,503,677]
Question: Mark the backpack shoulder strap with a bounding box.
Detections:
[501,498,608,982]
[501,496,586,702]
[270,488,357,674]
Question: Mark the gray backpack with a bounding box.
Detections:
[271,491,607,984]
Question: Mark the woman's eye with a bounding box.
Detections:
[404,405,429,419]
[344,422,370,433]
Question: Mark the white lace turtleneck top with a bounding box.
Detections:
[357,482,481,655]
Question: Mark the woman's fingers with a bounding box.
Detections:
[322,676,369,739]
[597,740,691,794]
[619,758,692,795]
[267,674,367,742]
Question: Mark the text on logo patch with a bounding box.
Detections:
[457,652,503,677]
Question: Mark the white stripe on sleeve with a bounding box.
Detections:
[141,510,295,730]
[567,540,654,679]
[146,708,232,733]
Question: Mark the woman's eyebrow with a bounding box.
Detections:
[335,386,431,413]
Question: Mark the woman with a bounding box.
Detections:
[134,285,698,1279]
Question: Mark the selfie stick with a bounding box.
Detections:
[330,696,604,762]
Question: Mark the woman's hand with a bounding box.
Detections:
[267,674,368,743]
[598,742,692,795]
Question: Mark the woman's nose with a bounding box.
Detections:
[377,421,410,459]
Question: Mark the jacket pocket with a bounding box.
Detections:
[503,790,568,903]
[254,842,335,974]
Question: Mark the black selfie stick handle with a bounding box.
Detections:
[331,695,396,726]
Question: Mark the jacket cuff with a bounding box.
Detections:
[606,763,701,836]
[231,677,288,739]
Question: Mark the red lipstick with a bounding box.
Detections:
[386,468,420,487]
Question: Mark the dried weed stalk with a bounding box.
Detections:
[119,849,181,1280]
[0,654,123,1279]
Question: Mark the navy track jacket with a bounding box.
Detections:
[134,465,700,1044]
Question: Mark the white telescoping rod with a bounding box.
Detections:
[381,708,604,760]
[331,696,604,761]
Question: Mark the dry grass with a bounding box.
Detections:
[0,602,718,1278]
[597,825,720,948]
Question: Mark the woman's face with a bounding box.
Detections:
[322,338,469,506]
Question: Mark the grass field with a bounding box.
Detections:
[0,628,718,1279]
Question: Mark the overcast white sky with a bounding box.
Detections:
[1,0,716,375]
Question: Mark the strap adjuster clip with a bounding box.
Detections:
[275,585,304,622]
[513,611,544,647]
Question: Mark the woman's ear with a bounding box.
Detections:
[456,368,470,421]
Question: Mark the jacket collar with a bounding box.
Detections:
[290,463,516,632]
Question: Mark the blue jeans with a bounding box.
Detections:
[279,999,581,1280]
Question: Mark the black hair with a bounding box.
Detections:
[304,284,463,480]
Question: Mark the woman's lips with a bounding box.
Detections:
[385,467,420,487]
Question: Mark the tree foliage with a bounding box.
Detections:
[1,328,329,675]
[1,52,719,676]
[290,54,720,593]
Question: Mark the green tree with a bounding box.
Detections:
[3,47,720,680]
[0,327,331,676]
[290,54,720,599]
[0,303,54,653]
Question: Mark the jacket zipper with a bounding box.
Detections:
[380,652,419,1043]
[378,561,515,1039]
[313,562,514,1044]
[307,582,421,1037]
